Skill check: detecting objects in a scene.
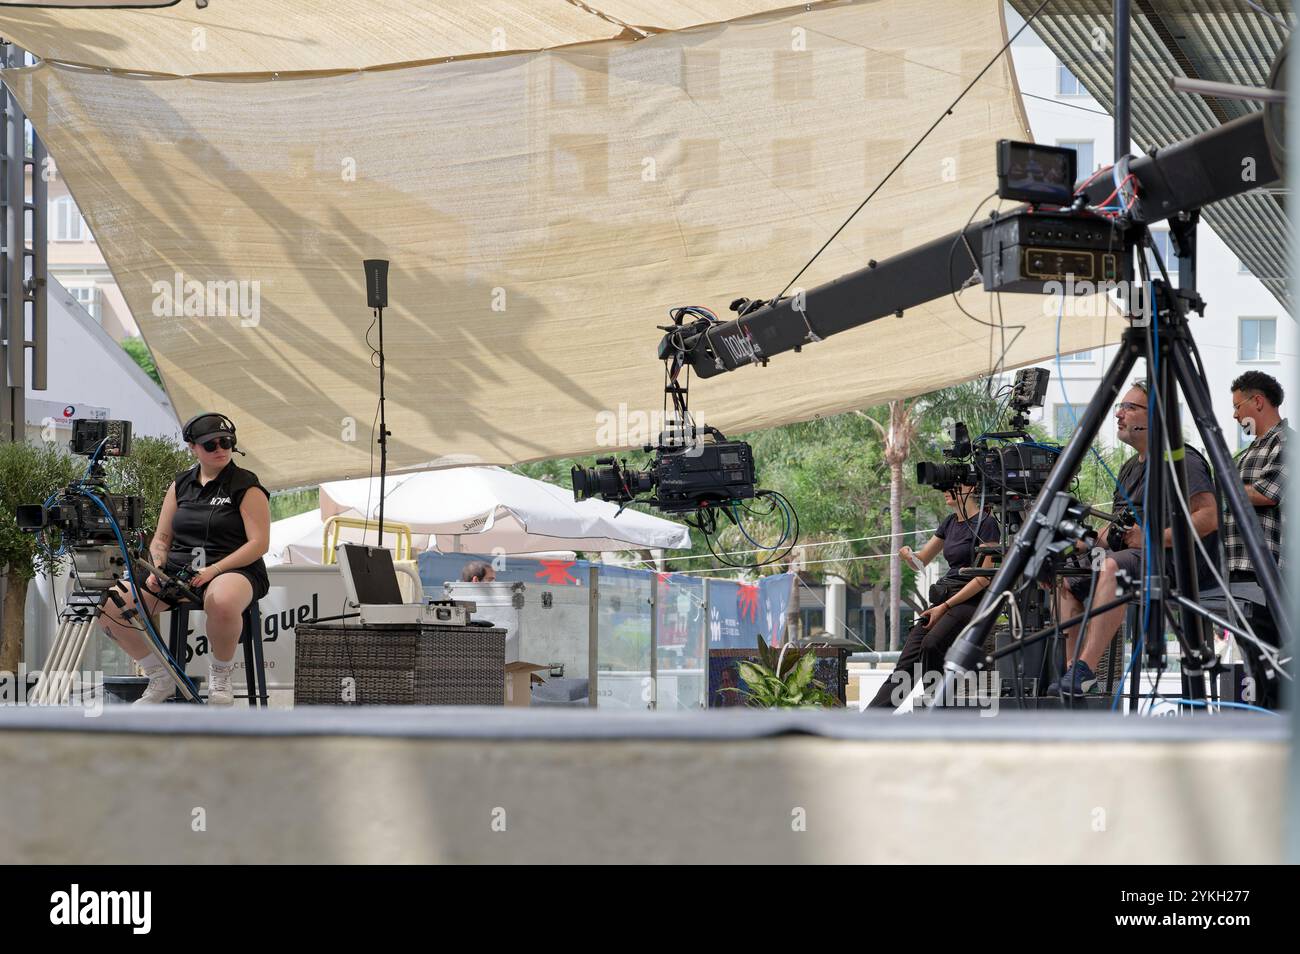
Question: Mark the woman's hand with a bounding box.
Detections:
[899,545,925,571]
[191,564,222,589]
[918,601,949,628]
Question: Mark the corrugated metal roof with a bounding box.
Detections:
[1009,0,1290,307]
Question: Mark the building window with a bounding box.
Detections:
[51,196,85,241]
[1053,403,1088,440]
[1145,229,1179,286]
[1239,317,1277,362]
[1057,138,1094,176]
[67,284,101,321]
[1058,349,1094,362]
[1057,61,1085,96]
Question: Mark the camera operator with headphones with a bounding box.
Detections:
[868,482,999,709]
[1052,380,1221,697]
[98,412,271,705]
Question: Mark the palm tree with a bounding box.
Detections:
[859,382,1005,650]
[862,399,915,649]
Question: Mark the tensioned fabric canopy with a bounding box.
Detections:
[0,0,1122,488]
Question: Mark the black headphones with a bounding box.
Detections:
[181,411,239,451]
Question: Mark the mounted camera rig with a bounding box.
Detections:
[654,1,1291,704]
[17,419,202,705]
[572,305,798,568]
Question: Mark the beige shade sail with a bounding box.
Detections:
[0,0,814,76]
[5,0,1121,489]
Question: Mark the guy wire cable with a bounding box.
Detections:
[773,0,1054,302]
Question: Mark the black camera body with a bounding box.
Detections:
[17,489,143,546]
[16,417,143,549]
[1106,507,1140,552]
[915,441,1059,499]
[916,369,1060,501]
[572,427,756,514]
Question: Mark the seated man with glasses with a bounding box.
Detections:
[1051,380,1221,697]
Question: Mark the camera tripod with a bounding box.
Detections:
[29,549,202,705]
[937,246,1292,708]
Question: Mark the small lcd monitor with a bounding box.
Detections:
[996,139,1078,206]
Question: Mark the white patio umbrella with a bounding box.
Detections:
[266,507,438,566]
[315,466,692,555]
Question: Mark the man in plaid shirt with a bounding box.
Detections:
[1224,370,1290,708]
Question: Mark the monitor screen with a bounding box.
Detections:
[997,140,1077,206]
[338,544,404,605]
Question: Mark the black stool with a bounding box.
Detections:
[167,599,269,706]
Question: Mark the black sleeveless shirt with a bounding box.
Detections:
[167,461,269,581]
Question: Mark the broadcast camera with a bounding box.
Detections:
[915,367,1059,503]
[576,304,795,567]
[571,425,756,515]
[16,419,144,549]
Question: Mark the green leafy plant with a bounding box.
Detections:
[120,337,163,388]
[0,434,193,674]
[269,487,319,521]
[723,634,840,708]
[0,441,82,673]
[102,435,193,537]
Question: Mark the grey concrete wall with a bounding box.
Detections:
[0,709,1284,863]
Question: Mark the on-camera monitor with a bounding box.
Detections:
[996,140,1077,206]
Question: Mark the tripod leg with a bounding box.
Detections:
[1152,320,1216,704]
[48,618,90,705]
[28,615,76,705]
[38,614,87,705]
[1171,343,1292,647]
[935,332,1141,705]
[56,618,98,705]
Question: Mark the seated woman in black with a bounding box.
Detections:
[98,412,271,706]
[868,483,999,709]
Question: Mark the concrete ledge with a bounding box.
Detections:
[0,708,1284,863]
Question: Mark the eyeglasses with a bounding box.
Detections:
[1114,402,1147,413]
[1232,398,1258,413]
[200,436,234,452]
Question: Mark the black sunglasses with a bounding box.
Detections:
[200,436,234,452]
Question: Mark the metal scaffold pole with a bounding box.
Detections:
[0,40,49,649]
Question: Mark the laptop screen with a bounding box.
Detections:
[338,544,404,605]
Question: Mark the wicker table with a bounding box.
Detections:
[295,622,505,706]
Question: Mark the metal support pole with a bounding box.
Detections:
[699,577,710,709]
[1113,0,1131,162]
[1288,0,1300,867]
[2,41,27,443]
[30,130,46,390]
[587,564,599,707]
[648,574,657,710]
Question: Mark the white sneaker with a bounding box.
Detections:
[133,668,175,705]
[207,663,235,706]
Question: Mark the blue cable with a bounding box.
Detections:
[75,489,203,701]
[37,492,71,558]
[1164,698,1280,717]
